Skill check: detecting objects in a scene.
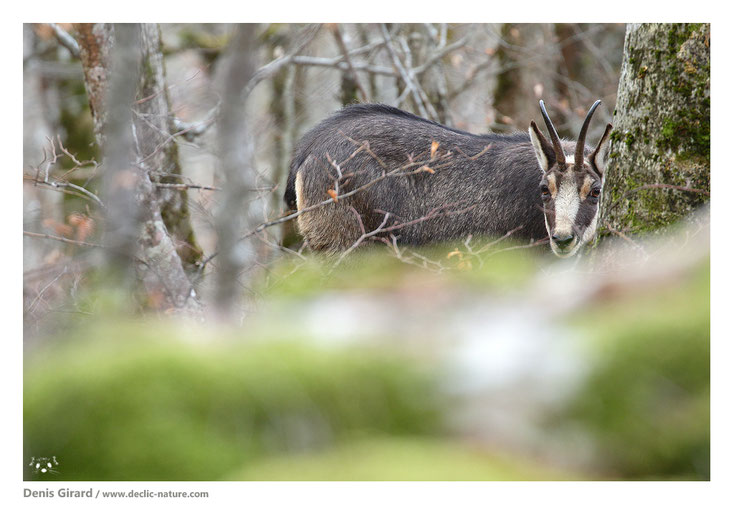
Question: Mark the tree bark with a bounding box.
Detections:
[76,23,200,313]
[137,24,203,272]
[76,23,202,272]
[601,23,710,234]
[213,24,259,317]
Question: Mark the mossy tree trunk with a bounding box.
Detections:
[601,23,710,234]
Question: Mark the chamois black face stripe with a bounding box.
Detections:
[544,199,556,232]
[573,169,600,236]
[541,167,601,242]
[574,200,598,231]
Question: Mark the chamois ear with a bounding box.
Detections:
[589,123,613,177]
[529,121,556,173]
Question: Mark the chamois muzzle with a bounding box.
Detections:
[551,232,576,250]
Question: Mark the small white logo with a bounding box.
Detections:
[29,456,59,475]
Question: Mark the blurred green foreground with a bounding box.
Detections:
[24,243,709,481]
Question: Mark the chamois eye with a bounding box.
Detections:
[589,187,601,199]
[540,185,550,198]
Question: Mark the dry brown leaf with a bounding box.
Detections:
[68,213,95,242]
[446,249,463,260]
[42,218,73,238]
[327,189,338,202]
[430,140,439,160]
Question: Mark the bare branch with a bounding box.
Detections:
[23,230,102,248]
[380,24,433,119]
[291,55,395,76]
[25,136,105,207]
[243,24,321,98]
[412,34,470,75]
[328,24,369,102]
[334,212,391,266]
[152,182,221,192]
[172,105,219,140]
[289,36,393,76]
[48,23,80,58]
[26,266,69,316]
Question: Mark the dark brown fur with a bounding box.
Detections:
[284,104,589,253]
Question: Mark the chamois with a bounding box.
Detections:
[284,101,612,258]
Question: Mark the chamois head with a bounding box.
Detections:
[528,100,613,258]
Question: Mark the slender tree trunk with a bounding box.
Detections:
[213,24,259,318]
[601,23,710,234]
[76,23,200,313]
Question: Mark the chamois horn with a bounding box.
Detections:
[538,100,567,169]
[575,100,602,170]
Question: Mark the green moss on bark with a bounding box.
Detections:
[602,23,710,235]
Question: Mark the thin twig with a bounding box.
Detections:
[329,24,369,102]
[26,266,69,315]
[152,182,221,191]
[243,24,321,98]
[47,23,80,58]
[23,230,102,248]
[333,212,392,267]
[26,175,105,208]
[291,55,395,76]
[380,24,431,119]
[413,34,470,75]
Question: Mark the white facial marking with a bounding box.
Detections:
[553,173,580,237]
